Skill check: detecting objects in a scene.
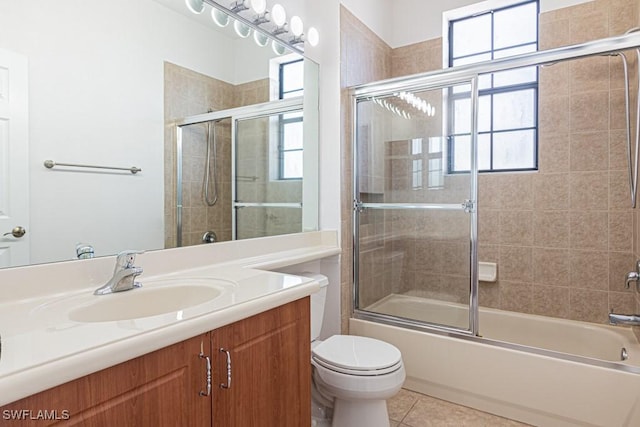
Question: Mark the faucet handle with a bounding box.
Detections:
[115,250,144,269]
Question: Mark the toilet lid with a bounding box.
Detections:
[312,335,402,375]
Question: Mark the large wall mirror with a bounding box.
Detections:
[0,0,319,269]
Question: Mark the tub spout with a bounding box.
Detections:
[609,312,640,326]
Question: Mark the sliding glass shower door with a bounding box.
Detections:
[354,79,479,334]
[233,109,304,240]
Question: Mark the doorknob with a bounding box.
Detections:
[3,226,26,238]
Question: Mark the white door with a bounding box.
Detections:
[0,48,29,268]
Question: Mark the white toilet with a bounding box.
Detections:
[305,273,406,427]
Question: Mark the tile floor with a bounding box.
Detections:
[387,389,531,427]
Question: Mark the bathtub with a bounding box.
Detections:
[351,294,640,427]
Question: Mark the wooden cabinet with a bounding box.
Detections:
[0,298,310,427]
[0,334,211,427]
[212,297,311,427]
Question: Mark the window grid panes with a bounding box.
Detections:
[279,59,304,180]
[448,0,539,173]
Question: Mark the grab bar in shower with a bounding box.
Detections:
[44,160,142,174]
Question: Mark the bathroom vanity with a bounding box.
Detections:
[0,299,310,426]
[0,231,339,426]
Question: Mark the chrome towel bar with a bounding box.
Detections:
[43,159,141,174]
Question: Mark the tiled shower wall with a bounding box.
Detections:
[341,0,640,332]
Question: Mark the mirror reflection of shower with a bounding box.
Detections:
[173,97,306,247]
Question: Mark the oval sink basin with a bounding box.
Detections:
[68,278,232,323]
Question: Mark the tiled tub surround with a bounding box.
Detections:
[0,231,340,406]
[341,0,640,331]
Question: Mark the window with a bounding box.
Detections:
[447,0,538,173]
[278,59,304,179]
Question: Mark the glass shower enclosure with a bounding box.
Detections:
[354,78,480,335]
[174,97,306,245]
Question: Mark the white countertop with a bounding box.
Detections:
[0,231,340,406]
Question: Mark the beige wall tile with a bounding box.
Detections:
[610,129,630,171]
[532,285,571,318]
[610,169,632,209]
[500,246,533,283]
[533,247,570,286]
[610,211,634,251]
[499,211,534,245]
[539,95,570,135]
[498,174,533,210]
[609,291,636,315]
[569,172,609,210]
[533,211,570,248]
[569,56,610,94]
[609,251,636,292]
[570,288,609,323]
[570,11,609,44]
[500,281,533,314]
[534,173,569,210]
[570,131,610,171]
[570,92,610,133]
[570,250,609,290]
[538,133,570,172]
[570,211,609,250]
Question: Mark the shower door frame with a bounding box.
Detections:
[230,99,305,240]
[352,76,480,336]
[174,97,303,246]
[351,30,640,338]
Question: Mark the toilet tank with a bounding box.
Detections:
[296,272,329,342]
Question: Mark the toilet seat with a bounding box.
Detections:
[312,335,402,376]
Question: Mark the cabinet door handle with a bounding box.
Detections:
[219,348,232,389]
[199,352,212,397]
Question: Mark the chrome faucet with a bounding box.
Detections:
[624,260,640,292]
[94,250,144,295]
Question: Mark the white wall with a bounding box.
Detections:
[342,0,593,48]
[280,0,343,338]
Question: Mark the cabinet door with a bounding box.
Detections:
[0,334,212,427]
[212,298,311,427]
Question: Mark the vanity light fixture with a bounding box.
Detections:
[396,91,436,117]
[185,0,205,14]
[211,8,230,27]
[250,0,266,14]
[307,27,320,47]
[229,0,250,13]
[370,97,412,120]
[187,0,320,53]
[271,4,286,27]
[272,40,287,55]
[290,16,304,37]
[234,19,251,38]
[254,30,269,47]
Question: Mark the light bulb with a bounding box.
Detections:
[272,40,286,55]
[254,30,269,47]
[250,0,266,14]
[271,4,286,27]
[290,16,303,37]
[185,0,204,14]
[211,8,230,27]
[307,27,319,46]
[234,20,251,38]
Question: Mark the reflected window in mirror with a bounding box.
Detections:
[278,58,304,180]
[445,0,539,174]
